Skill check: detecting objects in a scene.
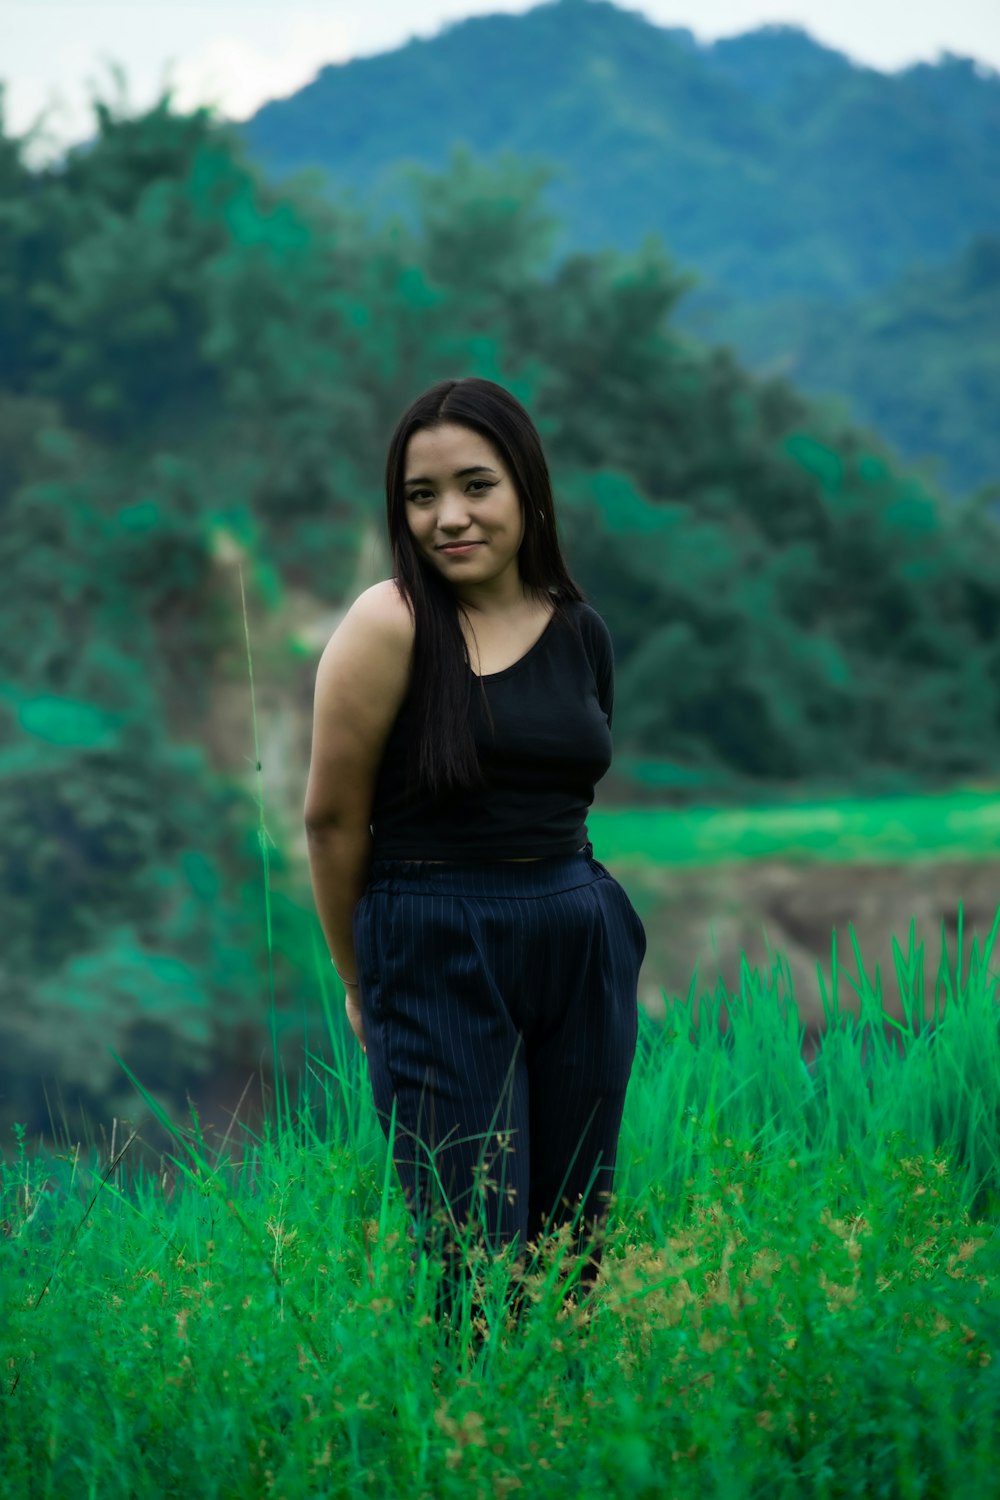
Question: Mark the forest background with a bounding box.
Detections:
[2,0,1000,1145]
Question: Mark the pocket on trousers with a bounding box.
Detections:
[590,859,646,970]
[631,898,647,968]
[614,880,647,969]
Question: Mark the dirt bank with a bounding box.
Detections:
[616,857,1000,1046]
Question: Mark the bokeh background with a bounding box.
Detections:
[3,0,999,1147]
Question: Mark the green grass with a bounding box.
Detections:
[7,587,998,1496]
[3,920,1000,1499]
[589,788,1000,866]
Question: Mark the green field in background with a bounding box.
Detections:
[589,790,1000,865]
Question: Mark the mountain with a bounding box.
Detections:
[693,236,1000,497]
[239,0,1000,492]
[241,0,1000,306]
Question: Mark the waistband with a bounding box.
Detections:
[365,841,605,899]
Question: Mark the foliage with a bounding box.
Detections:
[245,1,1000,302]
[2,87,1000,1131]
[707,235,1000,496]
[240,1,1000,493]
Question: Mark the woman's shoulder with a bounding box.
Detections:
[568,598,607,625]
[560,598,612,645]
[345,579,415,640]
[317,580,414,685]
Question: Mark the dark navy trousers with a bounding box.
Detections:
[352,844,646,1270]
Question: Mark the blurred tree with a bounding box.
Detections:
[2,89,1000,1139]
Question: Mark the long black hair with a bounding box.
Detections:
[385,377,584,795]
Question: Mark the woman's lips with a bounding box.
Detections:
[437,542,483,555]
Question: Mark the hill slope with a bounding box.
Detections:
[240,0,1000,491]
[242,0,1000,305]
[688,235,1000,496]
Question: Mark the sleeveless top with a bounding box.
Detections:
[369,601,614,860]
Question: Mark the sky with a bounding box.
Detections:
[5,0,1000,165]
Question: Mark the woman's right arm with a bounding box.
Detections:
[303,580,414,1020]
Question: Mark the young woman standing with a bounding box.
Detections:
[303,377,646,1305]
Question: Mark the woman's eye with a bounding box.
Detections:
[407,482,494,503]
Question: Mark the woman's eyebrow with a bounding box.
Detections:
[404,466,499,487]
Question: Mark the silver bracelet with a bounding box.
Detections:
[331,958,359,987]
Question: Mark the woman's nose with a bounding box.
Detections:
[437,491,471,528]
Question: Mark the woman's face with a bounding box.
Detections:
[402,423,525,596]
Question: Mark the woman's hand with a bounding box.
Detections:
[345,986,366,1053]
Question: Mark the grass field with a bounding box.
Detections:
[588,788,1000,865]
[3,912,999,1499]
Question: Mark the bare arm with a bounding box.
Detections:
[303,581,413,1012]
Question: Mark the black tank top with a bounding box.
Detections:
[369,601,614,860]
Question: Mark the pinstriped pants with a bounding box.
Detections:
[352,843,646,1267]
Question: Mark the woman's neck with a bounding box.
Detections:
[453,574,535,619]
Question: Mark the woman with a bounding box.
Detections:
[303,377,645,1307]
